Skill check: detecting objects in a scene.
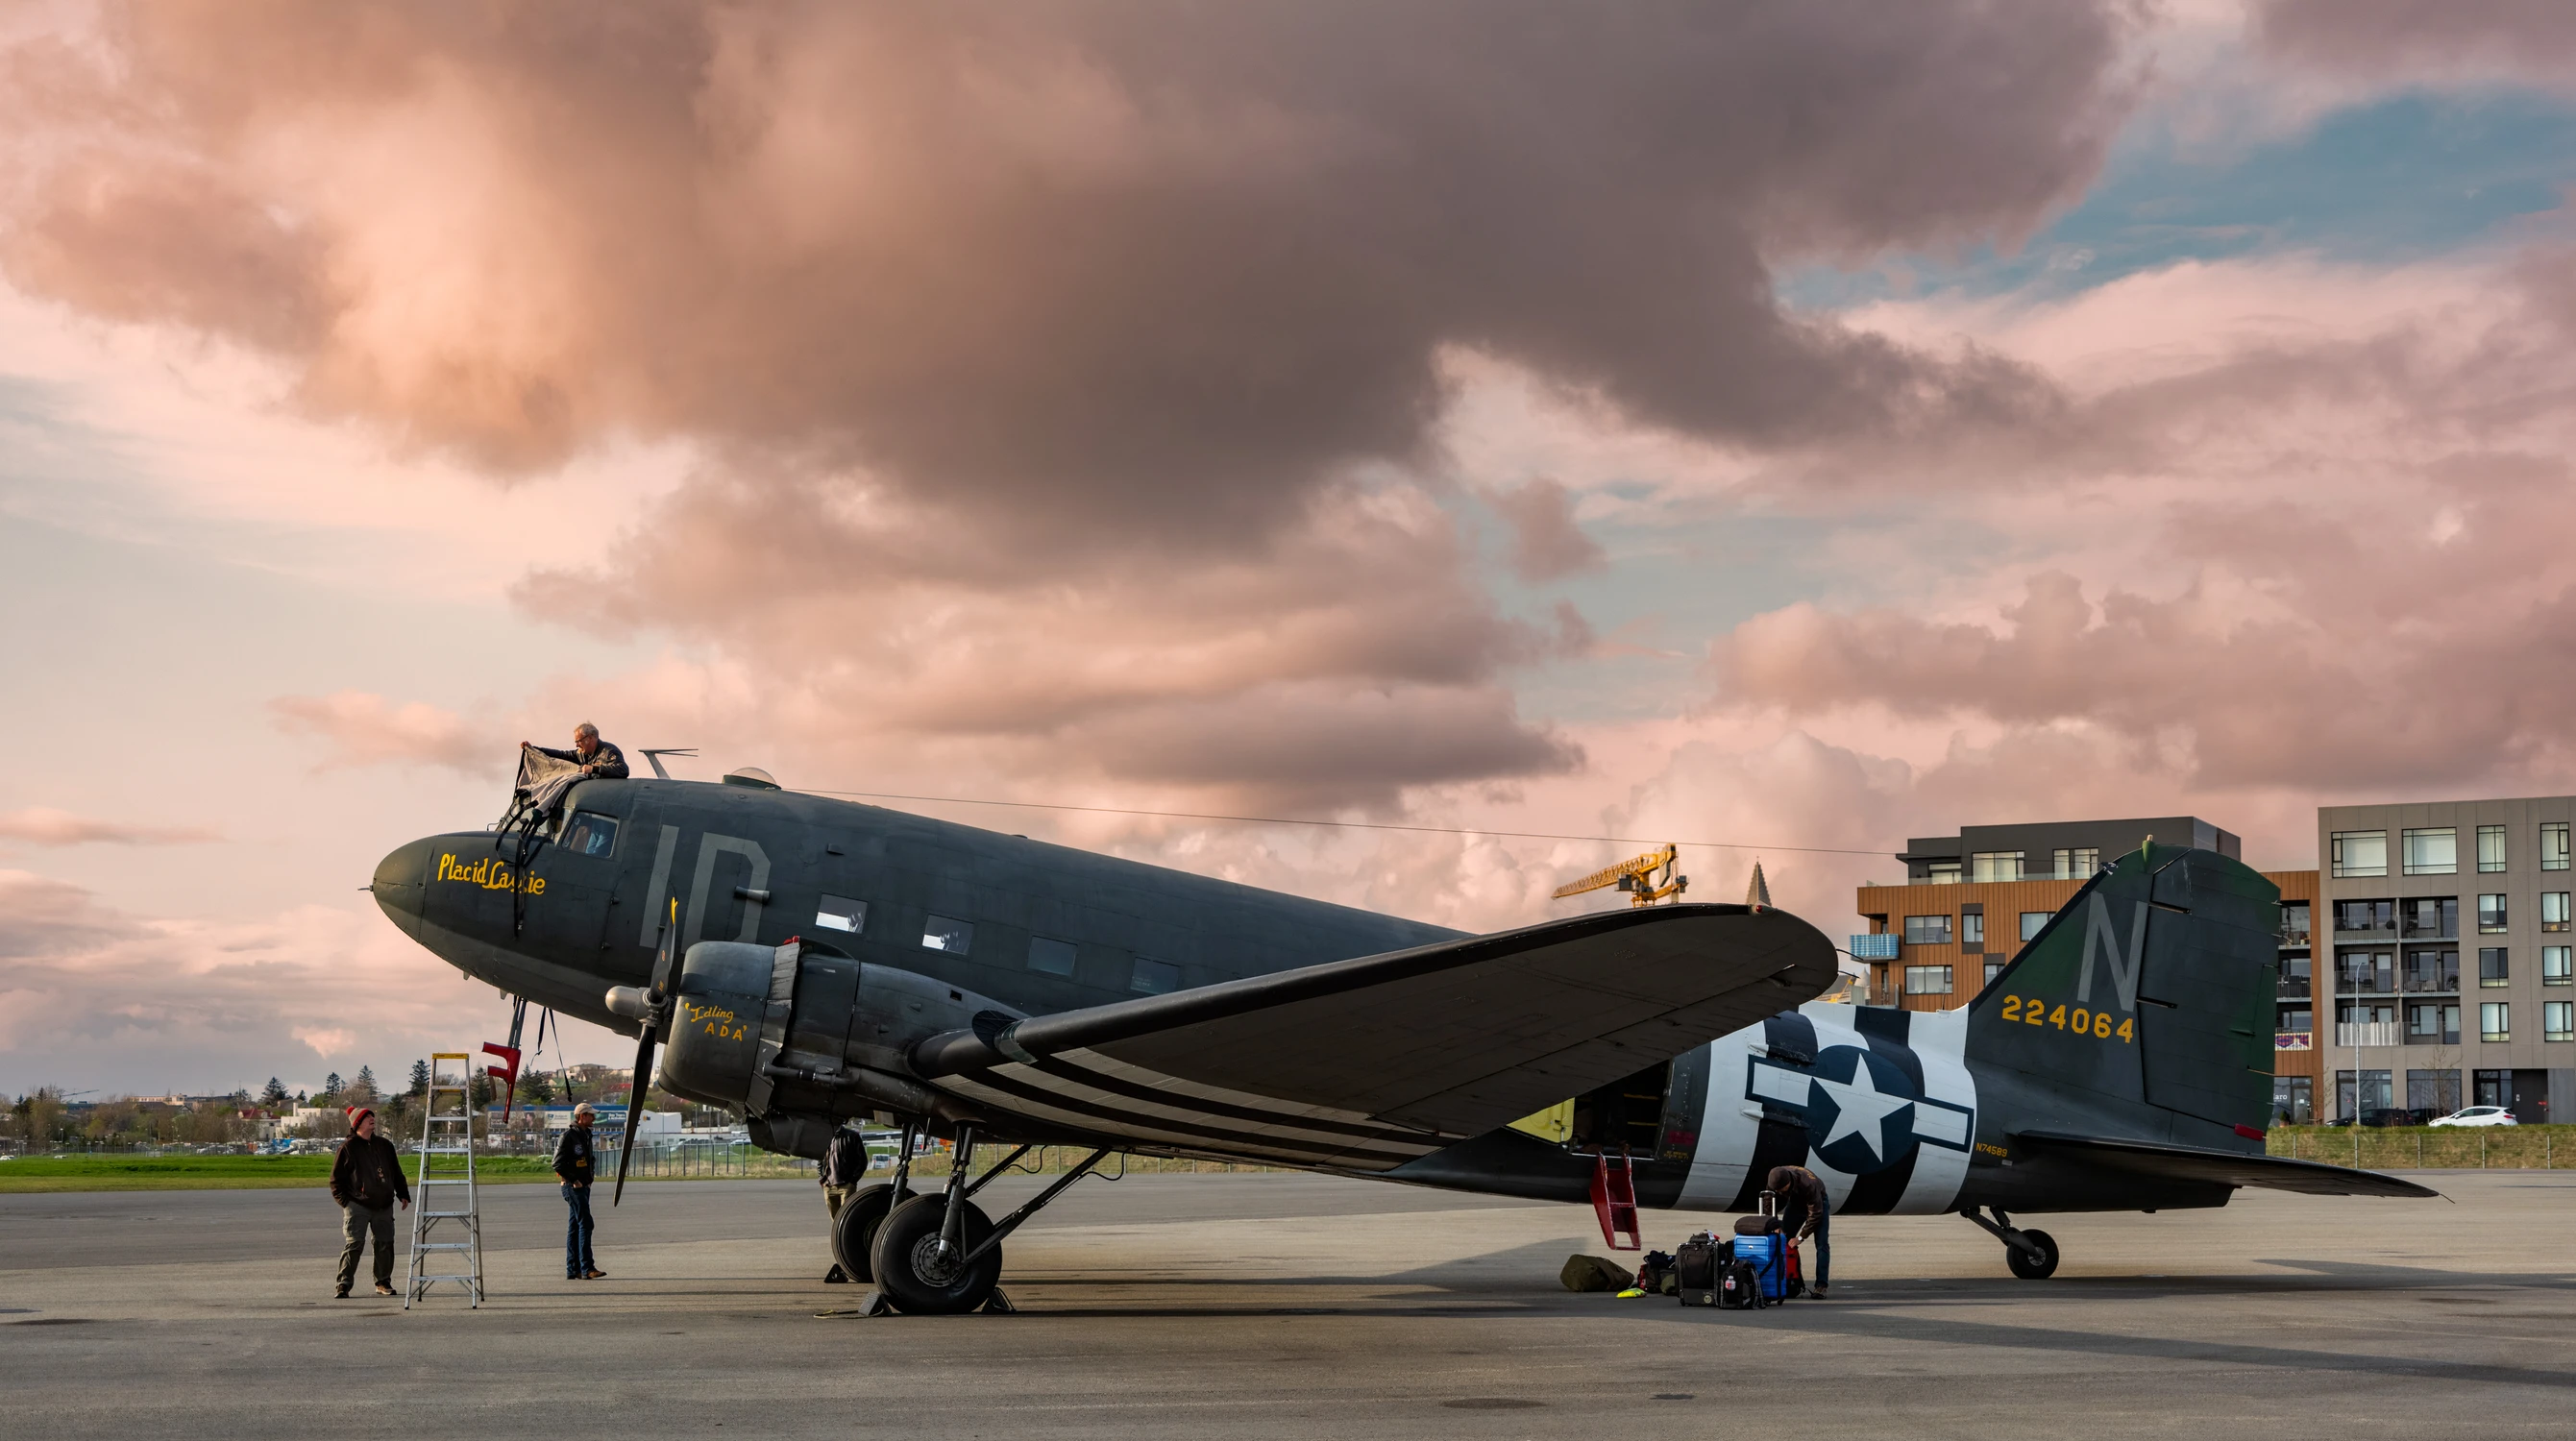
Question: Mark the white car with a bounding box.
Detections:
[2429,1106,2518,1128]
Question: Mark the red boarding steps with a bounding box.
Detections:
[1589,1149,1640,1251]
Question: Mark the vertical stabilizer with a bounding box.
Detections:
[1968,843,2278,1146]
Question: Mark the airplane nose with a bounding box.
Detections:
[370,838,432,937]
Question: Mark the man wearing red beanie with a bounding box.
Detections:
[330,1108,411,1298]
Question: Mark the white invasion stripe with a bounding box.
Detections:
[931,1076,1429,1171]
[1910,1101,1969,1146]
[988,1062,1442,1152]
[1056,1047,1449,1136]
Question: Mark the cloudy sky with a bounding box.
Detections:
[4,0,2573,1098]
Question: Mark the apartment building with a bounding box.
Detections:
[1852,815,2321,1123]
[2318,797,2576,1124]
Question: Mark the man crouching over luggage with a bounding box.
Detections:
[1765,1164,1829,1299]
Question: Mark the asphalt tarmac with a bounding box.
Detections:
[4,1169,2571,1439]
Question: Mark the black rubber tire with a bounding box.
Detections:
[829,1183,915,1284]
[870,1193,1001,1315]
[2005,1228,2060,1281]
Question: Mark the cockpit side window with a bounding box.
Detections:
[563,812,619,858]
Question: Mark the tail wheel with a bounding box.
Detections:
[870,1193,1001,1314]
[829,1183,915,1284]
[2005,1228,2060,1281]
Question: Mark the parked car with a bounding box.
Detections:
[2430,1106,2519,1128]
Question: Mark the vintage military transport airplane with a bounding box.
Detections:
[369,761,2431,1313]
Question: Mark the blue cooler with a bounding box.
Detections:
[1730,1233,1789,1302]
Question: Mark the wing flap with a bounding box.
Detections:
[916,903,1835,1150]
[2015,1130,2441,1198]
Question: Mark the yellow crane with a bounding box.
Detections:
[1552,843,1687,908]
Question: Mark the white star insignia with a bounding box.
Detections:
[1809,1062,1912,1160]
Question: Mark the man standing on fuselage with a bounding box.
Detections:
[522,722,627,780]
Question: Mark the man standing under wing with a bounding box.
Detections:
[820,1125,867,1283]
[330,1108,410,1298]
[555,1104,605,1280]
[1765,1163,1830,1299]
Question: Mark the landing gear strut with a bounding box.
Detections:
[864,1126,1115,1315]
[1961,1206,2059,1280]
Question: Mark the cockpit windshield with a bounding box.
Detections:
[563,812,619,857]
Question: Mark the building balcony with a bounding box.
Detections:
[2337,1021,2402,1048]
[2274,1031,2313,1052]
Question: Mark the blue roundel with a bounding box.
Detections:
[1799,1044,1923,1176]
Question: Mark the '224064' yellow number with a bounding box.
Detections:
[1999,994,2134,1044]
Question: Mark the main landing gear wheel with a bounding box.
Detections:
[870,1193,1000,1315]
[830,1183,916,1285]
[2005,1228,2060,1281]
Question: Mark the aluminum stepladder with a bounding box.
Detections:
[405,1052,484,1308]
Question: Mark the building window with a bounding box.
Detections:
[2334,899,2394,934]
[2549,1002,2575,1043]
[2273,1075,2313,1125]
[2478,894,2508,934]
[2545,946,2572,986]
[1969,851,2023,883]
[2402,827,2458,875]
[2337,1069,2393,1120]
[1903,965,1952,994]
[2478,825,2508,873]
[1903,915,1952,945]
[1961,913,1985,945]
[1926,861,1961,884]
[2407,1069,2463,1113]
[2478,947,2509,988]
[2403,947,2458,992]
[2407,1001,2461,1046]
[2545,822,2571,872]
[2279,954,2313,999]
[2401,897,2457,940]
[813,895,867,934]
[2279,900,2311,945]
[2480,1002,2511,1042]
[920,916,974,954]
[2279,1003,2313,1034]
[2338,948,2394,995]
[1984,961,2006,986]
[2020,911,2049,942]
[2332,830,2388,878]
[2474,1069,2513,1108]
[2050,847,2099,879]
[1129,957,1181,994]
[2545,892,2572,933]
[1026,937,1077,977]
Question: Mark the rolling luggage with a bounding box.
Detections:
[1674,1233,1724,1307]
[1733,1187,1783,1235]
[1729,1232,1789,1303]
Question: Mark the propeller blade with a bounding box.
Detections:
[613,1028,655,1207]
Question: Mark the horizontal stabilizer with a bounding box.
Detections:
[2015,1131,2440,1199]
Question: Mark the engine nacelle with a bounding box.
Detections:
[643,937,1018,1148]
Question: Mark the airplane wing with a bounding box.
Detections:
[2013,1131,2441,1198]
[911,903,1835,1171]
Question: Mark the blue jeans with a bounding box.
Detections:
[562,1183,597,1276]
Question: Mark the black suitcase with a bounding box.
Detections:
[1734,1186,1782,1235]
[1675,1234,1724,1307]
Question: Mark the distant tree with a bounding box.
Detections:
[518,1071,554,1106]
[408,1060,431,1096]
[294,1089,307,1104]
[322,1072,345,1101]
[262,1078,288,1106]
[469,1074,494,1110]
[352,1066,380,1103]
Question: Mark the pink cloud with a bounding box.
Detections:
[0,808,216,845]
[267,691,502,775]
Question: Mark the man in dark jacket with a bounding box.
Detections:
[330,1108,410,1298]
[554,1104,604,1280]
[522,722,628,780]
[1765,1163,1830,1298]
[819,1126,868,1282]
